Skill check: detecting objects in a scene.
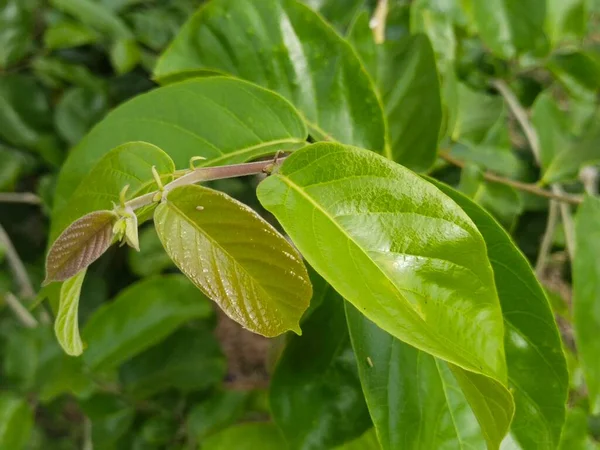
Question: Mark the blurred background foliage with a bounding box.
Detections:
[2,0,600,448]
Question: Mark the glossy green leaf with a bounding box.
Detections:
[54,270,86,356]
[558,408,599,450]
[257,142,513,449]
[55,87,108,146]
[154,0,386,152]
[187,391,250,442]
[43,20,98,49]
[50,0,132,39]
[432,179,568,450]
[302,0,368,31]
[120,326,226,399]
[270,272,371,450]
[0,0,36,68]
[346,306,486,449]
[574,196,600,415]
[465,0,547,59]
[154,184,312,337]
[128,226,174,277]
[52,77,307,214]
[0,393,33,450]
[82,274,212,370]
[110,38,141,75]
[334,429,381,450]
[349,13,442,171]
[202,423,287,450]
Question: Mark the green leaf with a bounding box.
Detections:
[546,0,587,46]
[0,146,33,191]
[120,326,226,399]
[559,408,599,450]
[110,38,141,75]
[202,423,287,450]
[55,87,108,146]
[82,274,213,370]
[433,179,568,450]
[465,0,547,59]
[349,13,442,171]
[334,429,381,450]
[187,391,250,442]
[80,394,135,448]
[128,226,174,277]
[52,77,307,214]
[0,393,33,450]
[54,270,86,356]
[547,50,600,101]
[45,210,115,284]
[257,142,513,449]
[31,56,104,91]
[50,0,132,39]
[154,184,312,337]
[346,306,486,449]
[43,20,99,49]
[3,326,41,391]
[574,196,600,415]
[302,0,368,31]
[270,272,371,449]
[0,0,36,68]
[154,0,386,152]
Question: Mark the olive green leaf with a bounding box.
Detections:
[44,211,115,284]
[257,142,514,449]
[202,423,286,450]
[50,0,132,40]
[574,196,600,415]
[52,77,307,214]
[154,184,312,337]
[0,393,34,450]
[154,0,386,152]
[55,270,86,356]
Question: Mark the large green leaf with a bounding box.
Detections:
[302,0,368,31]
[346,306,485,449]
[120,326,226,399]
[154,0,386,152]
[202,423,287,450]
[465,0,547,59]
[154,184,312,337]
[82,274,212,370]
[349,13,442,171]
[52,77,307,213]
[257,142,513,448]
[574,196,600,415]
[270,272,371,449]
[0,393,33,450]
[433,179,568,450]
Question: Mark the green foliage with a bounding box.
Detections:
[1,0,600,448]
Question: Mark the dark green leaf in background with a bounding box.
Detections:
[547,50,600,101]
[110,38,141,75]
[154,0,386,152]
[50,0,132,40]
[0,0,36,68]
[128,226,174,277]
[558,408,600,450]
[43,20,99,49]
[546,0,588,46]
[0,392,34,450]
[270,272,371,450]
[80,393,135,448]
[187,391,250,442]
[574,196,600,415]
[55,87,108,146]
[154,184,312,337]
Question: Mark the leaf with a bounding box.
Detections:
[433,179,568,450]
[52,77,308,214]
[349,13,442,171]
[346,306,486,449]
[154,184,312,337]
[270,272,371,450]
[120,326,226,399]
[154,0,386,152]
[43,20,99,49]
[558,408,599,450]
[464,0,547,59]
[128,226,174,277]
[547,50,600,101]
[31,56,103,91]
[110,38,141,75]
[55,87,108,146]
[50,0,132,39]
[202,423,287,450]
[546,0,587,46]
[334,429,381,450]
[302,0,368,31]
[574,196,600,415]
[0,393,33,450]
[82,274,213,370]
[257,142,513,449]
[0,0,36,68]
[80,394,135,448]
[187,391,250,442]
[54,270,86,356]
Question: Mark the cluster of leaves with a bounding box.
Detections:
[2,0,600,449]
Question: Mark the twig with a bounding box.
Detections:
[0,222,35,298]
[0,192,42,205]
[439,153,583,205]
[4,292,38,328]
[83,418,93,450]
[535,200,559,277]
[370,0,389,44]
[553,185,576,261]
[580,166,599,196]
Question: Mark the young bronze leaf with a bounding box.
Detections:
[154,185,312,337]
[45,210,116,284]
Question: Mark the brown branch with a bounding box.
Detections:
[439,152,583,205]
[0,192,42,205]
[0,222,36,298]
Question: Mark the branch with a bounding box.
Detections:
[370,0,389,44]
[535,200,559,277]
[0,222,35,298]
[439,152,583,205]
[0,192,42,205]
[4,292,38,328]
